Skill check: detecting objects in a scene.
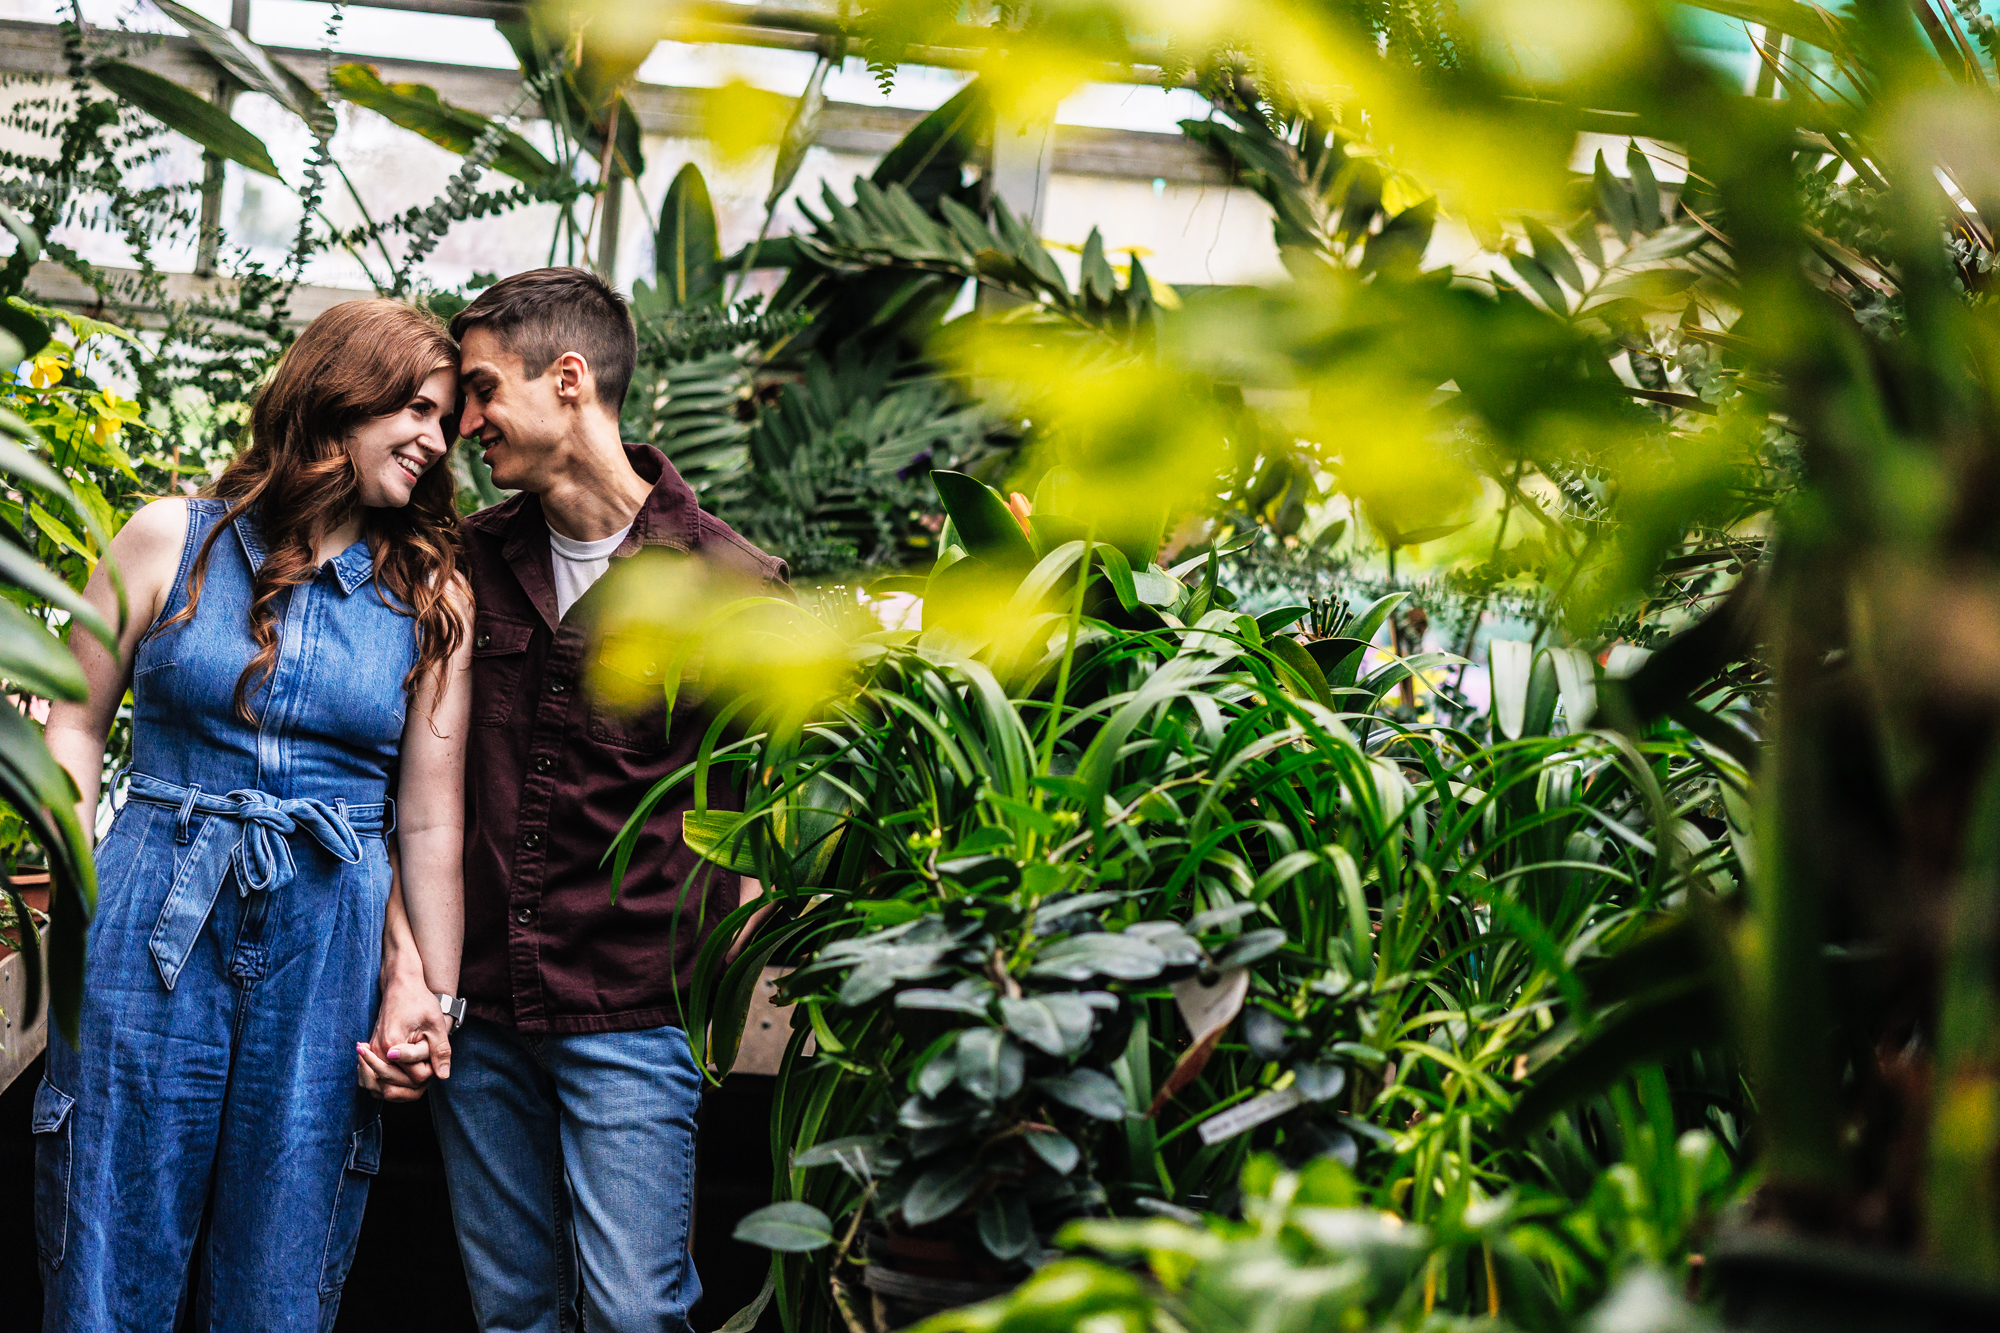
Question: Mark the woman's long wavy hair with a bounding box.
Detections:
[166,300,466,722]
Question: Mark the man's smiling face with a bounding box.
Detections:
[456,325,566,492]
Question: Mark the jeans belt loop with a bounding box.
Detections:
[174,782,203,845]
[382,795,397,836]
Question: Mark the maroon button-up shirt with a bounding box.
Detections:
[459,445,787,1034]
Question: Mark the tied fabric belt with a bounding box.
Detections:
[124,772,394,990]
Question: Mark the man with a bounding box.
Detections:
[417,267,785,1333]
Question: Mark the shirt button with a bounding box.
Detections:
[523,831,542,849]
[533,755,553,774]
[516,908,533,924]
[550,679,568,694]
[475,634,491,649]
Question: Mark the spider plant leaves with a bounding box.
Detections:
[656,163,723,308]
[958,1027,1025,1102]
[682,809,759,875]
[1036,1068,1130,1121]
[92,61,281,179]
[329,65,558,186]
[733,1200,834,1252]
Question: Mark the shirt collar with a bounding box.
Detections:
[233,508,377,595]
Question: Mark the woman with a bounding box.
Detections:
[37,299,471,1330]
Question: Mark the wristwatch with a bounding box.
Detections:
[438,993,467,1030]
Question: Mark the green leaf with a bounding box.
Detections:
[1255,605,1310,636]
[977,1191,1034,1262]
[931,471,1036,570]
[151,0,333,136]
[683,809,759,874]
[956,1026,1024,1102]
[1626,143,1666,231]
[1510,252,1569,316]
[732,1201,834,1252]
[1304,636,1369,689]
[1028,933,1167,982]
[903,1160,985,1226]
[657,163,723,308]
[329,64,557,185]
[0,535,115,649]
[872,78,989,208]
[9,297,140,349]
[1035,1068,1128,1121]
[767,57,828,210]
[1594,149,1635,243]
[0,598,86,701]
[92,61,280,178]
[1000,994,1097,1058]
[1523,217,1586,294]
[1264,636,1336,709]
[1024,1127,1081,1174]
[0,200,41,266]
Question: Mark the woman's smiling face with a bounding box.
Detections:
[344,365,457,508]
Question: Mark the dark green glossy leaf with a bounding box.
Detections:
[902,1160,985,1226]
[93,61,280,178]
[1035,1068,1128,1121]
[733,1201,834,1252]
[977,1191,1034,1262]
[956,1026,1024,1102]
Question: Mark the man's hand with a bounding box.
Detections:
[358,969,455,1102]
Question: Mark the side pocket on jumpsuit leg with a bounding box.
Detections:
[317,1116,382,1304]
[32,1075,78,1272]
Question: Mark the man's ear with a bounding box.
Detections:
[553,351,593,408]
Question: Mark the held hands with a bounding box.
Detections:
[357,967,454,1102]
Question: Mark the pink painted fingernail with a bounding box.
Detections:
[388,1047,402,1060]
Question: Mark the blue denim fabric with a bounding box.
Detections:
[35,500,416,1332]
[430,1018,704,1333]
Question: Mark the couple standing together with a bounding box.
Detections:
[35,267,784,1332]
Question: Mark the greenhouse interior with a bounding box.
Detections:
[3,1,2000,1331]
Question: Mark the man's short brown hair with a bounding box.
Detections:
[449,267,638,416]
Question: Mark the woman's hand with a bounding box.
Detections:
[357,966,453,1102]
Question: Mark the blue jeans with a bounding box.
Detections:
[430,1019,704,1333]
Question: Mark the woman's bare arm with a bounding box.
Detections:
[42,499,189,837]
[389,584,471,1000]
[359,584,471,1099]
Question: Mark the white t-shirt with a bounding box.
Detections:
[548,522,632,620]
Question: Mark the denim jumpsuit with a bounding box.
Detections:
[34,500,415,1331]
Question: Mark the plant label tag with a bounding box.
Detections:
[1172,967,1247,1046]
[1197,1085,1305,1145]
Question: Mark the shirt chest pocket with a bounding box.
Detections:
[587,634,679,753]
[470,614,538,727]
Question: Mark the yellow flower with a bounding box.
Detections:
[91,414,121,448]
[28,353,67,388]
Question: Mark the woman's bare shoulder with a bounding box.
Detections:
[109,497,195,583]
